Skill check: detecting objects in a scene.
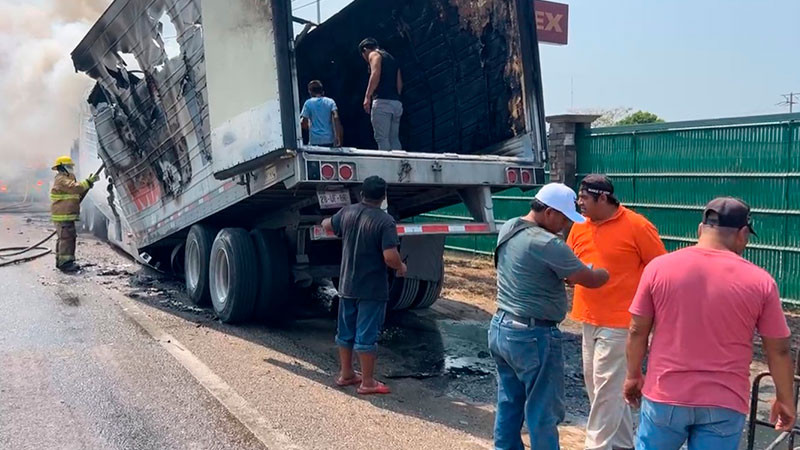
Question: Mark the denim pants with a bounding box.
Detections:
[488,311,565,450]
[371,99,403,150]
[335,298,386,353]
[637,398,746,450]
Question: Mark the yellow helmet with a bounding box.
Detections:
[52,155,75,170]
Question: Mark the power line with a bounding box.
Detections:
[292,0,318,12]
[777,92,800,113]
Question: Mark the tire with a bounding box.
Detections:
[170,243,185,276]
[209,228,258,323]
[411,278,444,309]
[184,224,216,306]
[250,229,290,323]
[411,264,445,309]
[387,274,421,311]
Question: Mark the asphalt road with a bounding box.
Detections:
[1,212,538,449]
[3,211,788,450]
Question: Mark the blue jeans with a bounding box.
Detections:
[637,398,746,450]
[335,298,386,353]
[488,311,565,450]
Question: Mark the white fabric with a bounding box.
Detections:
[535,183,585,223]
[582,323,634,450]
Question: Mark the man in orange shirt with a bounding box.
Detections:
[567,175,667,450]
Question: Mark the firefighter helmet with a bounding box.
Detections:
[52,156,75,170]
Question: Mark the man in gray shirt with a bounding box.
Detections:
[491,183,610,450]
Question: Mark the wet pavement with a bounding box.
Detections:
[0,215,263,450]
[3,211,792,449]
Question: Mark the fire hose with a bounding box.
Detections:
[0,164,105,268]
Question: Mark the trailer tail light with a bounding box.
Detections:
[320,163,336,180]
[506,168,520,184]
[0,185,6,192]
[338,163,354,181]
[520,169,533,185]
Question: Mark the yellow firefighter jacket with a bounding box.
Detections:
[50,173,91,222]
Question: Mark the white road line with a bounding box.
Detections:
[111,291,300,450]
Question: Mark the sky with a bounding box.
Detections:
[293,0,800,121]
[1,0,798,176]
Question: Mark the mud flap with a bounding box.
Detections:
[399,235,445,282]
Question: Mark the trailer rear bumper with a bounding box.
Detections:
[310,222,492,241]
[294,148,546,188]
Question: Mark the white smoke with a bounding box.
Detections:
[0,0,110,180]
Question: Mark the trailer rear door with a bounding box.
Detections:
[200,0,297,179]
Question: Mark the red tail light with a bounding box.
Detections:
[36,180,43,187]
[520,169,533,185]
[338,163,354,181]
[0,185,7,192]
[320,163,336,180]
[506,168,520,184]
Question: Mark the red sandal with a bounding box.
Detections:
[357,382,391,395]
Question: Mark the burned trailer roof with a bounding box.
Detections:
[295,0,530,155]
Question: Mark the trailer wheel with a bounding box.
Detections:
[170,243,185,276]
[411,265,445,310]
[412,279,444,309]
[387,274,420,311]
[184,224,216,306]
[250,229,290,323]
[209,228,258,323]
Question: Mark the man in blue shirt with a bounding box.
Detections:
[300,80,343,147]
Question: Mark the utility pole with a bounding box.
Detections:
[778,92,800,113]
[317,0,321,24]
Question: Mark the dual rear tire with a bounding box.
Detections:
[183,224,443,323]
[184,225,290,323]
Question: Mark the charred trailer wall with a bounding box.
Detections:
[71,0,211,219]
[295,0,527,155]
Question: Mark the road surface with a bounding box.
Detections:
[0,212,592,449]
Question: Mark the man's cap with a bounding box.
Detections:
[703,197,757,235]
[358,38,379,51]
[579,174,617,202]
[534,183,585,224]
[362,175,387,200]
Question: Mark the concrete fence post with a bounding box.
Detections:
[545,114,600,188]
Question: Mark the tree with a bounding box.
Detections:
[615,110,664,125]
[569,107,631,127]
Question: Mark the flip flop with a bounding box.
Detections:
[357,382,391,395]
[335,372,362,387]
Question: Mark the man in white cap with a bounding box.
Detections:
[491,183,610,450]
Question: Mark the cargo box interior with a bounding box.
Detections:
[295,0,527,155]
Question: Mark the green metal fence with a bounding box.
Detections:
[419,112,800,305]
[577,113,800,304]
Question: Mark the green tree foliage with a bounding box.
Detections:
[615,110,664,125]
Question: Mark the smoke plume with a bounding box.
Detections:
[0,0,109,180]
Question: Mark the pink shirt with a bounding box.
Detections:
[630,246,790,414]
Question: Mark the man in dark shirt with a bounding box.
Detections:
[322,176,406,395]
[359,37,403,150]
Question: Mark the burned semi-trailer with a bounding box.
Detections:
[70,0,547,323]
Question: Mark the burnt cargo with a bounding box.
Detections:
[296,0,529,155]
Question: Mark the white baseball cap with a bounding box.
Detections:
[534,183,586,224]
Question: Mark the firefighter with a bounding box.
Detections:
[50,156,98,272]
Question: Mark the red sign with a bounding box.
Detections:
[534,0,569,45]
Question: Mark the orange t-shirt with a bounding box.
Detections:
[567,206,667,328]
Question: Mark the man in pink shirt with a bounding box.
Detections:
[624,197,796,449]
